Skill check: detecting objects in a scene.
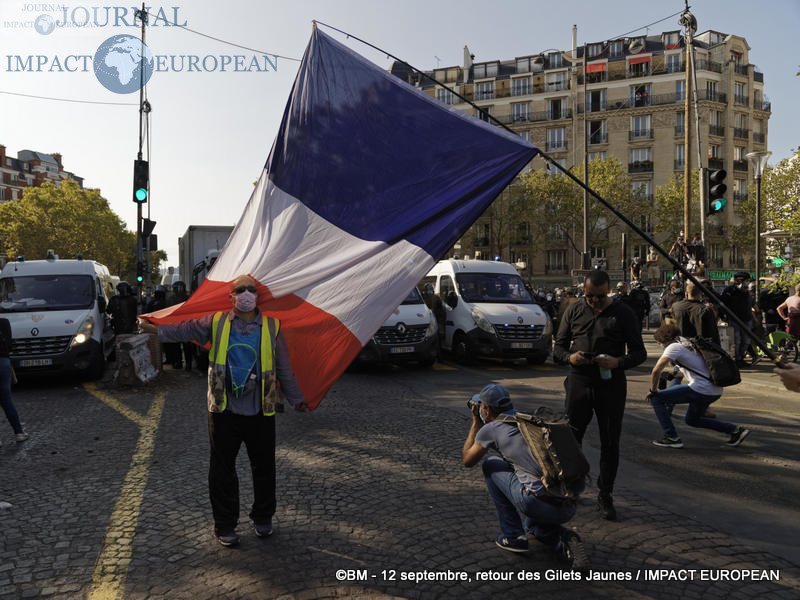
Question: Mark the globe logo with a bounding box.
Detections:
[93,35,154,94]
[34,14,56,35]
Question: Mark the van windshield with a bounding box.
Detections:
[456,273,533,304]
[0,275,95,312]
[400,287,424,305]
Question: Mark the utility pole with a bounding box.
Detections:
[681,0,695,239]
[683,4,704,245]
[135,3,150,301]
[582,39,590,270]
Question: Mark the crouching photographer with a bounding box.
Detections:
[461,383,587,571]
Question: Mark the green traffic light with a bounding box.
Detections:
[710,198,727,213]
[136,275,144,282]
[135,188,148,202]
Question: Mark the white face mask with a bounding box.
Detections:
[233,290,257,312]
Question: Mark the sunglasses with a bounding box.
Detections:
[585,293,607,300]
[232,285,257,294]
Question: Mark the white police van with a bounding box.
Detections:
[354,286,439,367]
[421,259,552,364]
[0,257,116,378]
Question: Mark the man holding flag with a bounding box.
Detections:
[139,275,307,547]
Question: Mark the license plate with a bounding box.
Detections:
[389,346,415,354]
[19,358,53,367]
[510,342,533,349]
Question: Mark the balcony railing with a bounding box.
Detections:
[696,59,723,73]
[629,160,653,173]
[629,129,653,141]
[708,157,724,170]
[545,81,569,92]
[709,125,725,137]
[627,67,651,79]
[734,63,749,76]
[585,72,608,84]
[753,132,765,144]
[475,90,495,100]
[699,90,727,103]
[733,127,749,140]
[756,100,771,112]
[709,257,723,267]
[754,71,764,83]
[733,159,748,172]
[497,108,573,125]
[588,132,608,145]
[546,140,568,152]
[674,160,685,170]
[734,95,749,106]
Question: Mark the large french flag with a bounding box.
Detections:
[147,26,539,409]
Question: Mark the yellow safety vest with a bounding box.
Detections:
[207,311,280,416]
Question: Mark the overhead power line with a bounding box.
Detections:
[0,90,137,106]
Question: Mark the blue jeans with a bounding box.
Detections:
[732,320,752,361]
[481,456,575,546]
[0,358,24,434]
[650,384,736,439]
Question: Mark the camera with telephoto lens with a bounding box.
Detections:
[467,398,480,410]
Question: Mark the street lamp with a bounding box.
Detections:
[746,150,772,299]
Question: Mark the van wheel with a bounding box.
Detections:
[526,352,548,365]
[453,333,472,364]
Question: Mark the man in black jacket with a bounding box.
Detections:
[553,270,647,521]
[659,279,684,324]
[672,280,720,345]
[721,272,753,365]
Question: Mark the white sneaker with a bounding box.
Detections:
[16,432,29,443]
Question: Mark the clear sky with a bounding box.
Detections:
[1,0,797,268]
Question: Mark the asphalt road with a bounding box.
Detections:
[1,348,798,600]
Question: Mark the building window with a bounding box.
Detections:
[733,179,747,203]
[676,79,686,101]
[588,43,603,58]
[675,111,685,135]
[585,89,606,112]
[609,41,623,57]
[547,127,567,151]
[729,245,743,267]
[629,147,652,172]
[474,105,494,122]
[512,102,530,122]
[548,52,563,69]
[630,115,652,139]
[548,224,567,241]
[735,146,746,161]
[630,83,650,107]
[515,58,531,74]
[708,144,722,159]
[638,214,654,234]
[547,158,567,178]
[546,97,567,120]
[546,249,568,273]
[588,120,607,144]
[628,60,650,78]
[666,53,681,72]
[675,144,685,169]
[734,82,747,105]
[546,72,567,91]
[518,131,531,143]
[511,77,531,96]
[632,179,652,200]
[588,151,607,162]
[473,62,498,79]
[663,32,680,47]
[436,88,455,105]
[475,81,494,101]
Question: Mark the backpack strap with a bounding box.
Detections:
[670,337,712,383]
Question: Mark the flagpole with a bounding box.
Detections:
[313,20,785,368]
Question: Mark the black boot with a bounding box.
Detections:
[597,493,617,521]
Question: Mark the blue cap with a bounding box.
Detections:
[472,383,513,412]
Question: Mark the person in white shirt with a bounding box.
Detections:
[646,323,750,449]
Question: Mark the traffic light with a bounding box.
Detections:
[136,261,144,283]
[133,159,149,203]
[707,168,727,214]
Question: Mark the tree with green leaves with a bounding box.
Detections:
[0,179,163,282]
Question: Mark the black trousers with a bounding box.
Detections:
[207,412,276,535]
[564,372,627,496]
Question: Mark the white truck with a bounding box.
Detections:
[178,225,234,292]
[0,257,116,378]
[421,259,552,364]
